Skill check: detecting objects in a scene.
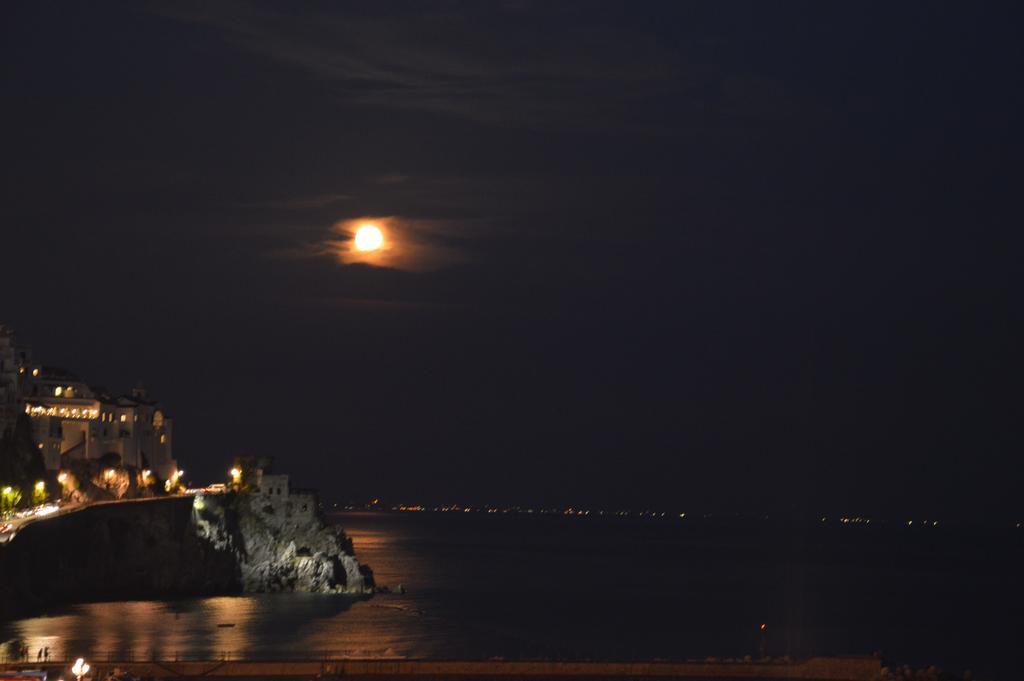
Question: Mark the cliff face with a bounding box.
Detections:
[192,491,373,594]
[0,493,372,621]
[0,497,237,620]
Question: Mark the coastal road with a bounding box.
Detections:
[0,495,190,544]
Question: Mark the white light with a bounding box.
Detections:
[72,658,90,678]
[354,224,384,251]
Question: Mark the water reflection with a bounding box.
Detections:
[3,512,1015,677]
[0,514,448,662]
[0,594,364,661]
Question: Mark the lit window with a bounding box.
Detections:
[54,386,62,396]
[160,434,166,443]
[120,414,127,422]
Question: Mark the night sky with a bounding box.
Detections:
[2,2,1021,519]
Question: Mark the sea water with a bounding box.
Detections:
[1,512,1020,679]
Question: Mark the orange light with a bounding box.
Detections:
[760,623,767,631]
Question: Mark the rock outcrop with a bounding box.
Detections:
[192,491,372,594]
[0,492,372,621]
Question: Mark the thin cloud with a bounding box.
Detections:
[236,193,353,210]
[324,216,470,272]
[273,215,474,273]
[270,293,460,311]
[150,2,770,134]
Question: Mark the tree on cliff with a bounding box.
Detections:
[0,414,47,505]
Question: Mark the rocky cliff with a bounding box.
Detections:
[0,493,372,621]
[192,491,373,593]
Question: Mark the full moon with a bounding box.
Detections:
[354,224,384,251]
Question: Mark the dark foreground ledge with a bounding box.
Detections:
[1,657,881,681]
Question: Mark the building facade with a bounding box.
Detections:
[0,325,32,436]
[0,325,178,480]
[251,471,316,521]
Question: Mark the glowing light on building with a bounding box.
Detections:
[24,403,100,420]
[72,657,90,681]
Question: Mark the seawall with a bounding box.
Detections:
[0,496,240,620]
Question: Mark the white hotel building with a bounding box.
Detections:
[0,325,178,480]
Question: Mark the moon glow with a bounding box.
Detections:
[354,224,384,251]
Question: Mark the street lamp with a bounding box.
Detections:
[165,469,184,493]
[72,658,90,681]
[230,467,242,486]
[0,486,16,517]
